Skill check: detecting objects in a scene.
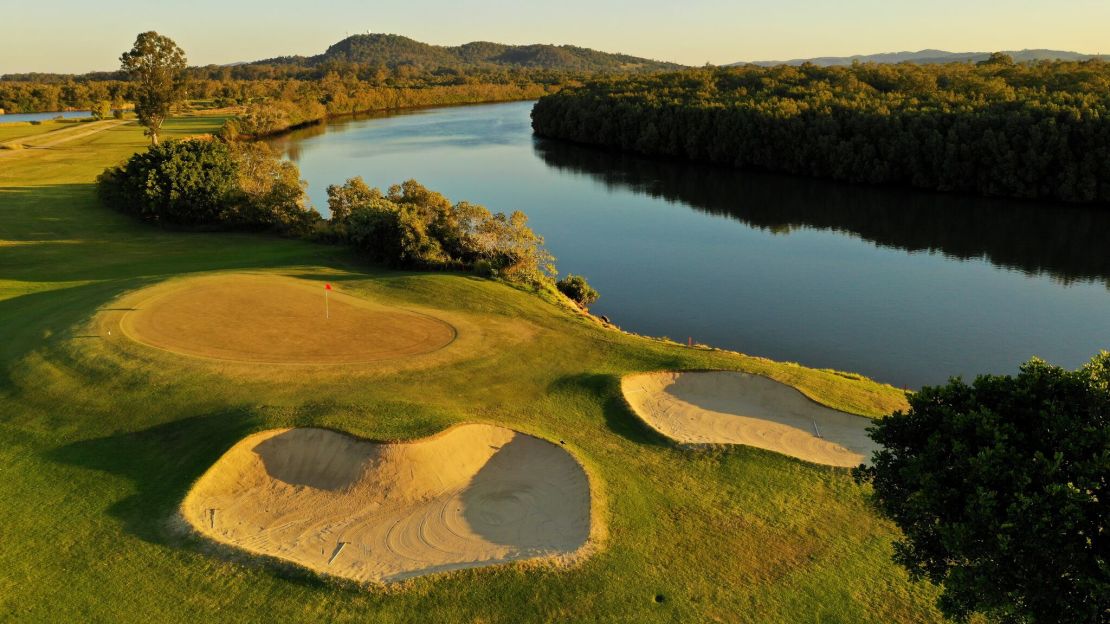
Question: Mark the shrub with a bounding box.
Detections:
[98,139,239,225]
[556,274,599,307]
[856,352,1110,623]
[97,138,318,231]
[90,100,113,120]
[328,178,555,285]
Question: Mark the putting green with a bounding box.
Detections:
[181,424,593,583]
[116,274,457,364]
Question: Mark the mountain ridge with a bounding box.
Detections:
[250,33,684,72]
[734,48,1109,67]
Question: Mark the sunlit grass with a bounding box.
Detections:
[0,114,939,623]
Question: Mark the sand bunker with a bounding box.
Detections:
[118,274,456,364]
[181,424,592,583]
[622,371,878,467]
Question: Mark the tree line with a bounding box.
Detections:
[531,58,1110,204]
[97,138,562,291]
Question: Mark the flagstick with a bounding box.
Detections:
[325,288,329,320]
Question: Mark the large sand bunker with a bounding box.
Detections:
[622,371,878,467]
[181,424,592,583]
[118,274,456,364]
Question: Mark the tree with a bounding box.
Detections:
[556,274,599,307]
[97,138,316,231]
[89,100,112,120]
[230,142,317,234]
[119,31,187,145]
[98,138,238,224]
[328,177,556,284]
[854,353,1110,623]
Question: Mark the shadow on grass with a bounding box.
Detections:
[46,410,258,544]
[44,409,332,588]
[548,372,671,448]
[0,278,162,389]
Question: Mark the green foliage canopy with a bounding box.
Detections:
[328,178,555,285]
[97,138,316,232]
[119,31,187,145]
[556,274,600,307]
[855,353,1110,623]
[531,62,1110,204]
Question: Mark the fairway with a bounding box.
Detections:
[622,371,878,467]
[0,115,942,622]
[114,273,457,364]
[181,424,593,583]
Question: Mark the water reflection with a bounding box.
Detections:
[533,138,1110,289]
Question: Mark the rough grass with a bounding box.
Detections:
[0,115,940,623]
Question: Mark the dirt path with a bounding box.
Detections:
[0,119,131,154]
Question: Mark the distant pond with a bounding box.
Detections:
[269,101,1110,389]
[0,110,90,123]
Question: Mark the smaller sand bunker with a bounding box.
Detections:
[119,274,456,364]
[181,425,592,583]
[622,371,878,467]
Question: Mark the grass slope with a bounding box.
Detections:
[0,114,939,623]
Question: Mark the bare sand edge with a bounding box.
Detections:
[620,370,878,467]
[177,423,606,588]
[112,272,458,366]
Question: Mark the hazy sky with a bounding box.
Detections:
[3,0,1108,74]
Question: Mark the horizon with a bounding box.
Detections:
[3,0,1108,74]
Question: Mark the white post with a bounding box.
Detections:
[325,289,329,320]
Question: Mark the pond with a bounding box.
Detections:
[0,110,91,123]
[269,101,1110,388]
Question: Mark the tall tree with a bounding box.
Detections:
[855,353,1110,623]
[119,32,186,145]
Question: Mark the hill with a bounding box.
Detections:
[256,33,684,72]
[736,48,1109,67]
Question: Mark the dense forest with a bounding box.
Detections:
[0,33,679,114]
[531,57,1110,204]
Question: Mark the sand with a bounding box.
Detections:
[180,424,592,583]
[118,273,456,364]
[622,371,878,467]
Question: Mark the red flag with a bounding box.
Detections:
[325,283,332,290]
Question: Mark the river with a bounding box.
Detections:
[269,100,1110,388]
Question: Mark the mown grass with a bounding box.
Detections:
[0,118,98,143]
[0,115,940,623]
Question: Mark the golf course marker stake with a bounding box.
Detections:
[324,283,332,319]
[328,541,348,565]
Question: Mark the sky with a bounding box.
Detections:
[2,0,1109,74]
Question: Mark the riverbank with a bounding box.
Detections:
[222,82,552,140]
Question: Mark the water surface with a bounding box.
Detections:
[270,101,1110,388]
[0,111,90,123]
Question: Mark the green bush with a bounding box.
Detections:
[97,138,317,232]
[856,352,1110,623]
[556,274,599,307]
[328,177,555,285]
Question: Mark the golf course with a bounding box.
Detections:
[0,114,946,621]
